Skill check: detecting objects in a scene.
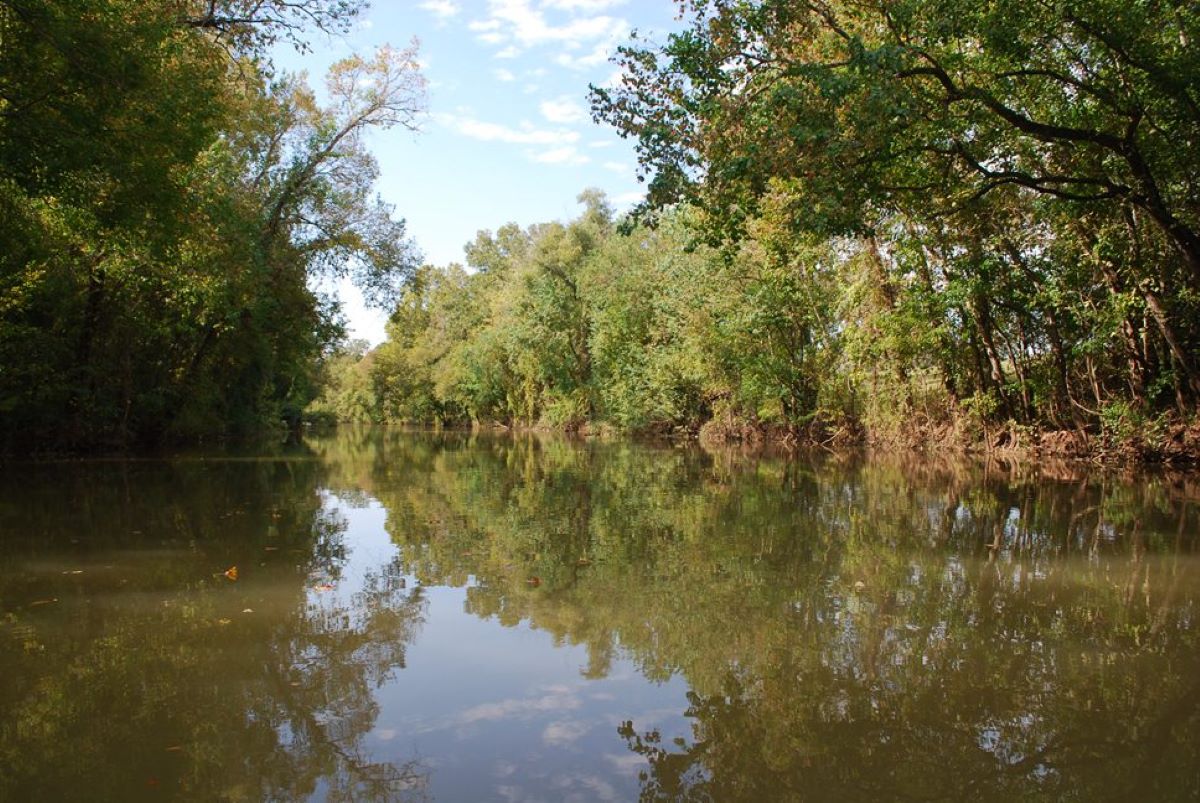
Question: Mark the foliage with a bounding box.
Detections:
[0,0,424,451]
[576,0,1200,441]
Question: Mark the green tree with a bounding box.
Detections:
[591,0,1200,434]
[0,1,425,450]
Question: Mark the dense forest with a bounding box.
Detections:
[315,0,1200,460]
[3,1,1199,459]
[0,0,423,451]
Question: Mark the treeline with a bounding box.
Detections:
[321,0,1199,455]
[0,0,423,452]
[315,193,885,436]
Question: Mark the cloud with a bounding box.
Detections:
[602,161,627,173]
[554,40,614,70]
[604,753,648,776]
[471,0,630,59]
[418,0,461,20]
[539,96,587,124]
[542,0,629,10]
[452,687,582,728]
[494,68,517,82]
[542,720,591,745]
[459,693,578,724]
[437,113,581,146]
[596,68,628,89]
[530,145,590,165]
[613,190,644,205]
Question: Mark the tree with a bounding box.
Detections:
[591,0,1200,428]
[0,0,426,450]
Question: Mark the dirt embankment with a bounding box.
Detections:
[695,412,1200,467]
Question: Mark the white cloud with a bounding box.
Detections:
[493,68,516,82]
[471,0,630,59]
[437,113,581,146]
[596,68,627,89]
[605,753,648,776]
[542,720,591,745]
[539,95,587,124]
[542,0,628,9]
[530,145,590,165]
[457,691,580,724]
[602,161,627,173]
[418,0,460,20]
[554,40,614,70]
[613,190,644,205]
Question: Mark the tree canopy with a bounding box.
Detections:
[0,0,424,451]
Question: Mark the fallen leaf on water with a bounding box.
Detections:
[29,598,58,607]
[576,558,591,566]
[263,546,279,552]
[313,583,335,592]
[223,566,238,581]
[61,570,84,575]
[165,746,183,753]
[241,608,254,614]
[526,577,541,587]
[217,618,232,625]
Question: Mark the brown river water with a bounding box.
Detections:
[2,428,1198,801]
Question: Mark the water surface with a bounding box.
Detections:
[2,429,1198,801]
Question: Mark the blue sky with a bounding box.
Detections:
[274,1,684,343]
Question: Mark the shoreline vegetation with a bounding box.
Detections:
[396,417,1200,467]
[3,2,1198,468]
[305,185,1200,467]
[307,1,1200,469]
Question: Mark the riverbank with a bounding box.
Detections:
[687,410,1200,467]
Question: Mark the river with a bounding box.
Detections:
[1,428,1197,801]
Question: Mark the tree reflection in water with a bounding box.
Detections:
[2,429,1198,801]
[0,454,428,802]
[313,427,1200,802]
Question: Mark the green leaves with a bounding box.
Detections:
[0,0,426,451]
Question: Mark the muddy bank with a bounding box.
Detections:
[693,411,1200,467]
